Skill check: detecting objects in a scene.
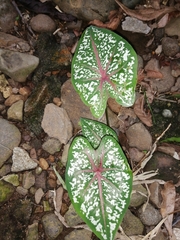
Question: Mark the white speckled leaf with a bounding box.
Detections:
[80,117,118,148]
[65,136,132,240]
[72,26,137,118]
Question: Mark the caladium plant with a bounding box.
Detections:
[71,25,137,118]
[65,118,132,240]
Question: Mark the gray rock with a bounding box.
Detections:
[138,203,162,226]
[57,31,76,46]
[171,77,180,91]
[65,229,92,240]
[11,147,38,172]
[121,209,144,235]
[0,32,30,52]
[165,16,180,39]
[162,37,179,57]
[0,164,11,177]
[162,109,172,118]
[126,122,152,150]
[0,180,15,206]
[7,99,24,121]
[149,182,162,208]
[0,0,17,32]
[0,48,39,82]
[64,204,83,227]
[52,0,117,21]
[41,103,73,144]
[121,0,141,8]
[35,171,47,190]
[42,138,62,154]
[150,66,175,93]
[130,184,147,207]
[145,58,160,73]
[26,222,39,240]
[35,188,44,204]
[122,17,151,34]
[42,213,63,239]
[22,171,35,189]
[30,14,56,33]
[16,186,28,196]
[0,118,21,168]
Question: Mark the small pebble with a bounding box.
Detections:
[53,97,61,106]
[30,14,56,33]
[16,186,28,196]
[162,109,172,118]
[47,178,57,189]
[39,158,49,170]
[35,188,44,204]
[162,37,179,57]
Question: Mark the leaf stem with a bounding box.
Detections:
[105,107,110,126]
[53,166,67,190]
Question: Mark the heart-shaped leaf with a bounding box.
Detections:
[65,135,132,240]
[72,26,137,118]
[80,117,118,148]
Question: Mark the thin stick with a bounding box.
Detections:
[133,123,171,173]
[12,0,36,38]
[105,107,110,126]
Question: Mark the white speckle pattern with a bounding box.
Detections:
[72,26,137,118]
[80,118,118,149]
[66,135,132,240]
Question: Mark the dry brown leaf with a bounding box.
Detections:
[160,181,176,238]
[115,0,175,21]
[157,13,169,28]
[133,95,153,127]
[146,70,163,79]
[138,69,146,83]
[89,10,123,30]
[158,143,180,160]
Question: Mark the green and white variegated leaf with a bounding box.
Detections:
[65,135,132,240]
[72,25,137,118]
[80,117,118,149]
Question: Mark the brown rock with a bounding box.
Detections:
[19,86,31,98]
[47,178,57,189]
[39,158,49,170]
[52,0,117,22]
[126,122,152,150]
[165,16,180,39]
[30,14,56,33]
[149,182,162,208]
[41,103,73,144]
[0,32,30,52]
[4,94,24,106]
[150,66,175,93]
[107,97,121,114]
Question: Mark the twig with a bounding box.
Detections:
[53,166,67,190]
[12,0,36,39]
[142,217,167,240]
[51,188,91,231]
[133,123,171,173]
[154,97,177,103]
